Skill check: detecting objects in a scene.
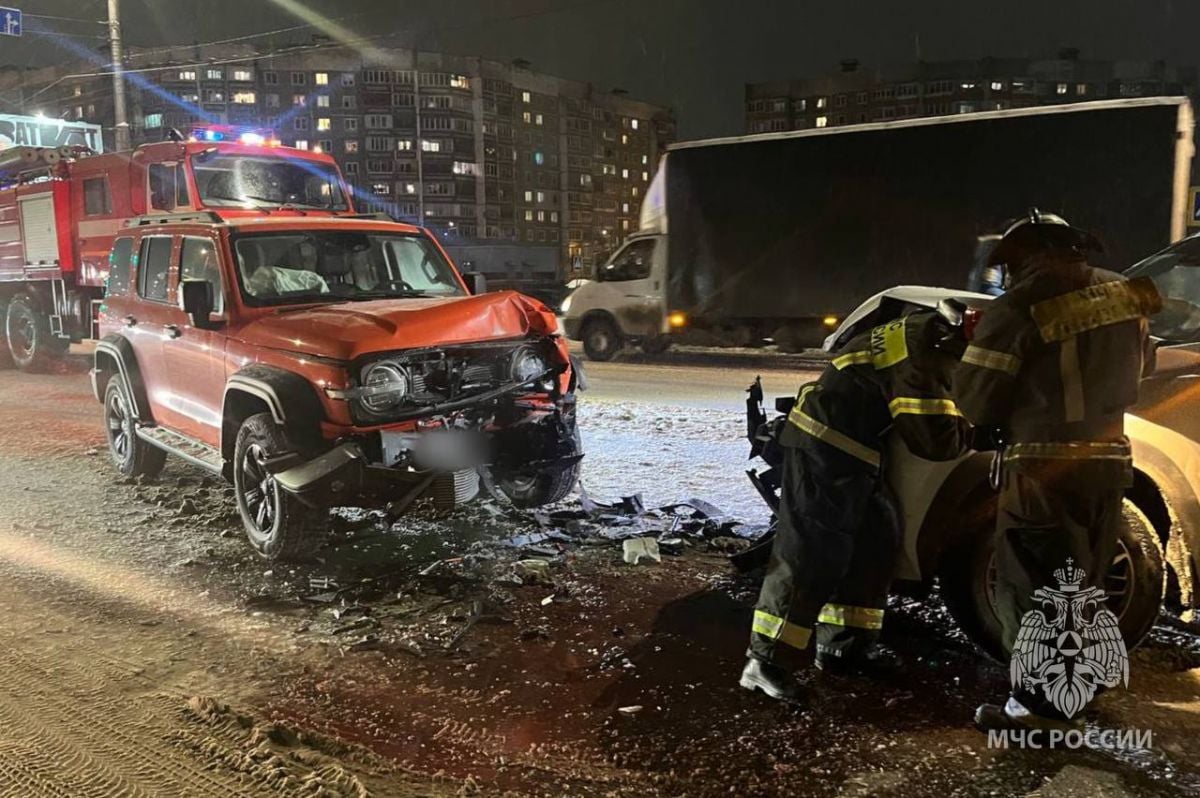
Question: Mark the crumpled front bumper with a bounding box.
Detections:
[269,442,453,510]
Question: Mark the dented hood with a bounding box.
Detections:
[236,290,559,361]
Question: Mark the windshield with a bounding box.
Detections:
[233,230,466,306]
[1125,234,1200,344]
[597,239,656,282]
[191,154,349,211]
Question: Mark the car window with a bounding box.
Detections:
[138,236,173,302]
[598,239,655,282]
[107,237,134,296]
[148,164,177,211]
[1126,234,1200,344]
[232,231,464,306]
[83,176,112,216]
[386,238,463,293]
[180,237,224,313]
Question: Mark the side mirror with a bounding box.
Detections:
[181,279,217,329]
[461,271,487,295]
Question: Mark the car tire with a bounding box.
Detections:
[640,336,672,355]
[940,497,1163,662]
[103,375,166,479]
[233,413,329,562]
[582,317,622,361]
[5,293,68,372]
[493,428,582,508]
[0,297,14,369]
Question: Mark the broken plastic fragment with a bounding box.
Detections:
[623,538,661,565]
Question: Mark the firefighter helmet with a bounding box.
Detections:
[988,208,1103,270]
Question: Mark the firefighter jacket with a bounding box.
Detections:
[952,255,1161,450]
[779,311,970,470]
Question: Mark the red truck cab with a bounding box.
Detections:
[0,135,351,371]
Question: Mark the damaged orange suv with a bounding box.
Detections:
[92,213,581,560]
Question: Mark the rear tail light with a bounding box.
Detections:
[964,307,984,341]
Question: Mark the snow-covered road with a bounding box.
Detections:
[577,360,820,523]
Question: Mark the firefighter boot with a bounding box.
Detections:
[815,643,903,678]
[974,697,1081,733]
[739,658,808,705]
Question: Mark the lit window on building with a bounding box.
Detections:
[233,69,253,82]
[815,116,828,128]
[631,119,639,130]
[642,171,649,182]
[317,118,331,131]
[522,91,531,103]
[205,69,223,80]
[524,190,533,202]
[317,96,330,107]
[1076,83,1088,95]
[293,95,306,107]
[405,183,416,194]
[550,211,558,222]
[143,113,163,128]
[536,191,545,203]
[533,151,545,166]
[535,114,544,126]
[178,70,197,81]
[397,139,412,151]
[537,211,545,222]
[450,75,469,89]
[315,73,329,86]
[641,154,649,165]
[990,81,1004,91]
[1056,83,1068,95]
[961,82,977,90]
[621,168,629,179]
[232,91,256,104]
[294,139,309,150]
[621,134,628,145]
[522,111,532,124]
[420,139,441,153]
[373,183,390,196]
[525,210,534,221]
[816,97,827,109]
[343,140,360,153]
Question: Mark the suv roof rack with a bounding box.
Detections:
[125,211,223,227]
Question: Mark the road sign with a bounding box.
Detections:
[0,6,20,37]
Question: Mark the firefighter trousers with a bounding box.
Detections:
[749,442,899,668]
[994,453,1130,718]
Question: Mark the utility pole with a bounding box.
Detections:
[107,0,130,151]
[413,50,425,226]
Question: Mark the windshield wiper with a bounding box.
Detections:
[345,290,434,300]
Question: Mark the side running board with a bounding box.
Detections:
[135,426,224,475]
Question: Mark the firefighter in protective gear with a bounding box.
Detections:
[740,310,969,703]
[953,210,1161,730]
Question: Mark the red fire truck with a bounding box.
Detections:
[0,129,354,371]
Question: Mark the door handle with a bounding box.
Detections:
[164,324,181,339]
[123,315,137,327]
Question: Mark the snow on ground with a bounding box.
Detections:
[577,399,772,525]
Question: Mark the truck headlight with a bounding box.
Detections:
[511,347,549,383]
[360,362,409,412]
[559,293,572,315]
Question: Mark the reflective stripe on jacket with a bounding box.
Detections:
[952,257,1160,445]
[781,312,969,468]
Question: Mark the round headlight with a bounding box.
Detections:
[558,293,572,315]
[511,347,548,383]
[360,362,409,412]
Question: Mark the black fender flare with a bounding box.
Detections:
[221,364,326,460]
[93,335,153,422]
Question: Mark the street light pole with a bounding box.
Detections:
[107,0,130,151]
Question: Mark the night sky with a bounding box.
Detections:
[1,0,1196,137]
